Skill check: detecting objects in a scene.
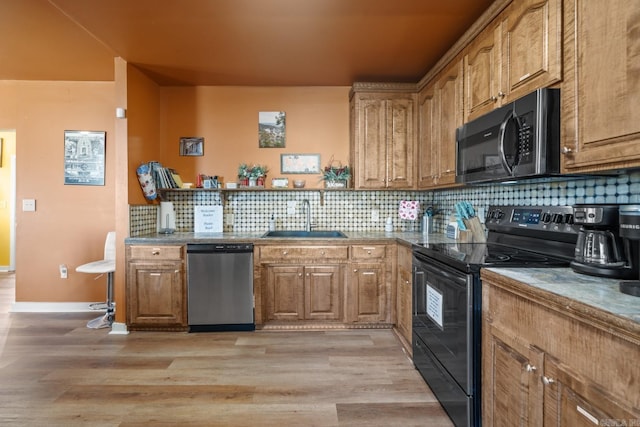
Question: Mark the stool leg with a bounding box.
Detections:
[86,272,115,329]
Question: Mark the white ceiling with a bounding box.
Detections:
[0,0,495,86]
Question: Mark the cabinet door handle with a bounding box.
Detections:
[498,91,506,98]
[542,376,555,385]
[299,273,303,277]
[282,251,288,256]
[490,95,498,102]
[562,146,573,154]
[353,269,358,273]
[405,280,410,285]
[525,364,537,372]
[152,249,161,255]
[320,250,325,255]
[306,273,309,277]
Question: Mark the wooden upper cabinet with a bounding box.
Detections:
[350,85,416,189]
[561,0,640,172]
[417,60,463,189]
[435,59,464,188]
[464,20,502,121]
[464,0,561,121]
[416,84,437,188]
[500,0,562,102]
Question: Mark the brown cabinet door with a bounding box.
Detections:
[464,20,502,121]
[434,59,464,188]
[562,0,640,172]
[348,263,386,323]
[265,265,305,321]
[386,97,415,188]
[356,97,387,189]
[500,0,562,103]
[417,84,437,189]
[304,265,343,321]
[395,245,412,345]
[482,325,543,427]
[127,260,186,328]
[543,356,640,427]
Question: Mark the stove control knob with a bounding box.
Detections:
[552,213,564,224]
[494,210,504,220]
[564,213,574,224]
[541,212,552,223]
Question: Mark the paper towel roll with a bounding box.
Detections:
[158,201,176,231]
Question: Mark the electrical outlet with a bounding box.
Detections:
[59,264,68,279]
[225,213,234,225]
[287,201,297,215]
[22,199,36,212]
[371,209,379,222]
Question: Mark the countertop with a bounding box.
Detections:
[125,230,454,245]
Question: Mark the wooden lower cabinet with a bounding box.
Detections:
[482,270,640,426]
[395,244,412,349]
[257,243,393,326]
[347,262,386,323]
[264,264,342,321]
[126,245,187,331]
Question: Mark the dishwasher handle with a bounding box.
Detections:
[187,243,253,253]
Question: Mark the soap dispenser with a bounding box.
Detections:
[385,216,394,232]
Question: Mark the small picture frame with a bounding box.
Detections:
[64,130,106,186]
[180,137,204,156]
[259,111,286,148]
[281,154,321,174]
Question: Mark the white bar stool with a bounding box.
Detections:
[76,231,116,329]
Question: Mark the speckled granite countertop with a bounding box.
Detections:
[482,267,640,334]
[125,230,454,245]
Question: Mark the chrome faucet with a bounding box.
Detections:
[303,199,311,232]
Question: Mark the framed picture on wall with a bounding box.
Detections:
[64,130,106,186]
[259,111,286,148]
[179,137,204,156]
[281,154,321,174]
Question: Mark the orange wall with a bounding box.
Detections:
[127,65,162,205]
[0,81,115,302]
[158,86,351,188]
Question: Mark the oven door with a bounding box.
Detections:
[412,251,476,393]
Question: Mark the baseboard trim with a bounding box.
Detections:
[11,302,103,313]
[109,322,129,335]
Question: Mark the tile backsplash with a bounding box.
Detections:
[129,171,640,236]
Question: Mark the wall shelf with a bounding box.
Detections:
[157,187,369,205]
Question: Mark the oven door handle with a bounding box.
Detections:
[413,253,469,287]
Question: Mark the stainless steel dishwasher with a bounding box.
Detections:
[187,243,254,332]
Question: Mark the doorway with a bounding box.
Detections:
[0,130,16,272]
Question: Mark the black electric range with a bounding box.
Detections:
[411,205,579,427]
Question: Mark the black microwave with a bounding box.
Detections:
[455,88,560,184]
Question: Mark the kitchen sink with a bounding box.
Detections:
[261,230,347,238]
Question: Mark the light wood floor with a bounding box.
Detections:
[0,272,453,426]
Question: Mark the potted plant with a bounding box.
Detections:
[238,163,269,187]
[322,161,351,188]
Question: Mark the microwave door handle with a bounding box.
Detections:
[498,110,515,176]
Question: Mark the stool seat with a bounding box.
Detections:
[76,260,115,274]
[77,231,116,329]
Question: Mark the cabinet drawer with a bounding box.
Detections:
[128,245,184,260]
[351,245,387,260]
[259,245,348,261]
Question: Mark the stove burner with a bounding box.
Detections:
[509,252,549,263]
[484,254,511,263]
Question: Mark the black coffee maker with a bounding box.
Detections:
[570,204,638,279]
[619,205,640,296]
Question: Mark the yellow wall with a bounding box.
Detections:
[0,81,116,302]
[0,130,16,267]
[158,86,351,189]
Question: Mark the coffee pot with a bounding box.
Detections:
[618,205,640,296]
[570,205,637,279]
